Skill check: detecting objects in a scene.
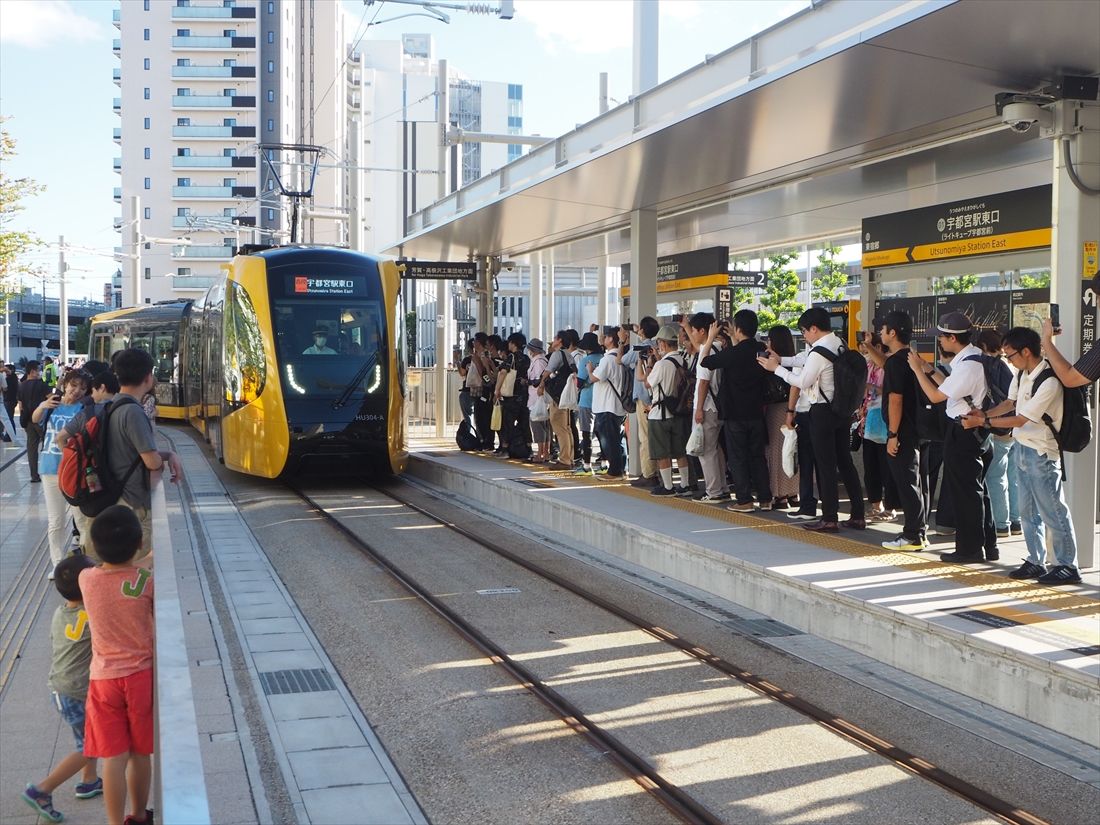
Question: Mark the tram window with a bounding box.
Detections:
[224,281,265,405]
[130,334,152,355]
[153,333,176,382]
[272,300,384,397]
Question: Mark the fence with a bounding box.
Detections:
[405,367,465,439]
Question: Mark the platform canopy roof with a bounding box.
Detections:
[386,0,1100,267]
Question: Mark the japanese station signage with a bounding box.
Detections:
[288,275,365,296]
[621,246,729,297]
[861,185,1052,268]
[400,260,478,280]
[727,270,768,289]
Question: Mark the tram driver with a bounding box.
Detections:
[303,325,337,355]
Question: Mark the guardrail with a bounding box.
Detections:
[150,470,211,825]
[404,368,464,437]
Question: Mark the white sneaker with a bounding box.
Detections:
[881,536,927,552]
[47,569,55,581]
[787,511,817,520]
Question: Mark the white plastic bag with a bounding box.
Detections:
[530,393,550,422]
[781,424,798,478]
[686,422,705,457]
[558,375,579,411]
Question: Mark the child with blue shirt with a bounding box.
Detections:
[30,370,92,576]
[21,554,101,822]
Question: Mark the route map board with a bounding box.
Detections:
[876,288,1053,341]
[873,297,938,341]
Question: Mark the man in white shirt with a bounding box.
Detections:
[760,307,865,533]
[961,327,1080,584]
[620,317,660,488]
[589,327,628,479]
[643,325,690,496]
[908,312,997,564]
[687,313,729,502]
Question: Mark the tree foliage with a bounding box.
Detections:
[0,118,45,302]
[811,245,848,303]
[932,274,979,294]
[73,320,91,355]
[757,252,804,330]
[1018,270,1051,289]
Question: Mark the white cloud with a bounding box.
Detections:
[0,0,108,47]
[515,0,634,55]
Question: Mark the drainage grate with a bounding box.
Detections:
[722,618,804,638]
[191,491,227,498]
[258,668,336,695]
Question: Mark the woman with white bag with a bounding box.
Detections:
[526,339,551,463]
[765,326,801,510]
[686,314,730,502]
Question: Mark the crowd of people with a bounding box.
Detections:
[5,349,182,825]
[458,296,1097,587]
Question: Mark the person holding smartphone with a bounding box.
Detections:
[1041,275,1100,386]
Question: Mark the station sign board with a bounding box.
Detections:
[727,270,768,289]
[861,185,1052,269]
[621,246,728,297]
[874,287,1054,346]
[400,260,478,280]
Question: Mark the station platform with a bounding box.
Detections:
[405,437,1100,750]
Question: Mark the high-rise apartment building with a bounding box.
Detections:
[114,0,352,305]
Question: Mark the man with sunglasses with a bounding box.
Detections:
[960,327,1080,585]
[907,312,998,564]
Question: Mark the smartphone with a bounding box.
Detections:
[52,388,63,399]
[855,331,866,344]
[1050,303,1061,334]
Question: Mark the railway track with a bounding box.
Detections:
[0,536,52,699]
[289,477,1051,825]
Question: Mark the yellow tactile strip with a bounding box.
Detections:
[445,448,1100,623]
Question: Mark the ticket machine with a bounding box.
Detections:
[812,299,862,349]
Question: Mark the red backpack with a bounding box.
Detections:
[58,396,144,516]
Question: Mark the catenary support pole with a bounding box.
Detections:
[58,236,68,365]
[546,248,555,338]
[530,251,543,341]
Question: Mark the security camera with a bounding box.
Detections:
[1002,101,1052,133]
[501,260,517,271]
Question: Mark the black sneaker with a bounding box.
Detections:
[1009,521,1022,535]
[631,476,658,489]
[1008,561,1046,580]
[650,485,676,497]
[674,485,694,497]
[1036,565,1083,585]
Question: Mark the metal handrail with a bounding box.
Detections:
[150,470,211,824]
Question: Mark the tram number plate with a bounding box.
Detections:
[477,587,521,596]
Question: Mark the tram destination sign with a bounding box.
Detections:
[728,270,768,289]
[288,275,366,296]
[400,260,478,280]
[861,185,1052,268]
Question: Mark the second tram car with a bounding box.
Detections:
[89,246,407,478]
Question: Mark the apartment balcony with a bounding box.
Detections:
[172,65,256,79]
[172,244,235,259]
[171,185,257,199]
[172,155,257,169]
[112,9,120,26]
[114,217,123,230]
[172,125,256,138]
[113,187,122,202]
[172,94,256,109]
[113,68,121,84]
[172,214,256,229]
[348,91,360,110]
[172,5,256,20]
[173,275,220,290]
[113,39,120,54]
[113,158,122,172]
[171,35,256,50]
[113,127,122,142]
[113,98,121,113]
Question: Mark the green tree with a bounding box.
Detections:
[932,274,979,295]
[73,320,91,355]
[1018,270,1051,289]
[811,245,848,303]
[0,117,44,302]
[727,257,754,310]
[757,252,804,331]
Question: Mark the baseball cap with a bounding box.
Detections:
[936,311,973,335]
[655,324,680,342]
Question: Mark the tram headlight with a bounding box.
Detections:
[285,364,306,394]
[366,364,382,393]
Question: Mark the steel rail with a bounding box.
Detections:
[379,477,1052,825]
[0,447,28,473]
[289,484,725,825]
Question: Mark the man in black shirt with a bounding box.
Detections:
[17,361,50,482]
[701,309,772,511]
[878,312,927,551]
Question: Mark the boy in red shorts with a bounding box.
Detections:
[80,506,155,825]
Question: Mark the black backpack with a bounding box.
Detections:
[811,346,867,421]
[963,353,1013,436]
[915,366,949,442]
[656,354,694,418]
[611,360,637,414]
[456,420,481,451]
[1026,367,1092,478]
[543,352,576,403]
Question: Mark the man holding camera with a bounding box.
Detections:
[620,317,660,487]
[17,361,50,483]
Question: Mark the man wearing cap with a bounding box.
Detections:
[589,326,628,478]
[908,312,998,563]
[302,326,337,355]
[643,324,690,496]
[620,317,660,487]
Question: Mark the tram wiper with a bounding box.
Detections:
[331,350,379,410]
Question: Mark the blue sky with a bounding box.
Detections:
[1,0,807,301]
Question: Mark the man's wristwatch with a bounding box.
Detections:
[887,431,898,439]
[786,409,796,414]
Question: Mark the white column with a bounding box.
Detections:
[1050,102,1100,566]
[58,236,69,364]
[632,0,658,96]
[129,195,142,307]
[546,248,556,337]
[437,59,449,202]
[530,251,543,340]
[630,209,658,322]
[435,280,451,438]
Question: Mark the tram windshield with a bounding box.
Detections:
[272,300,385,398]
